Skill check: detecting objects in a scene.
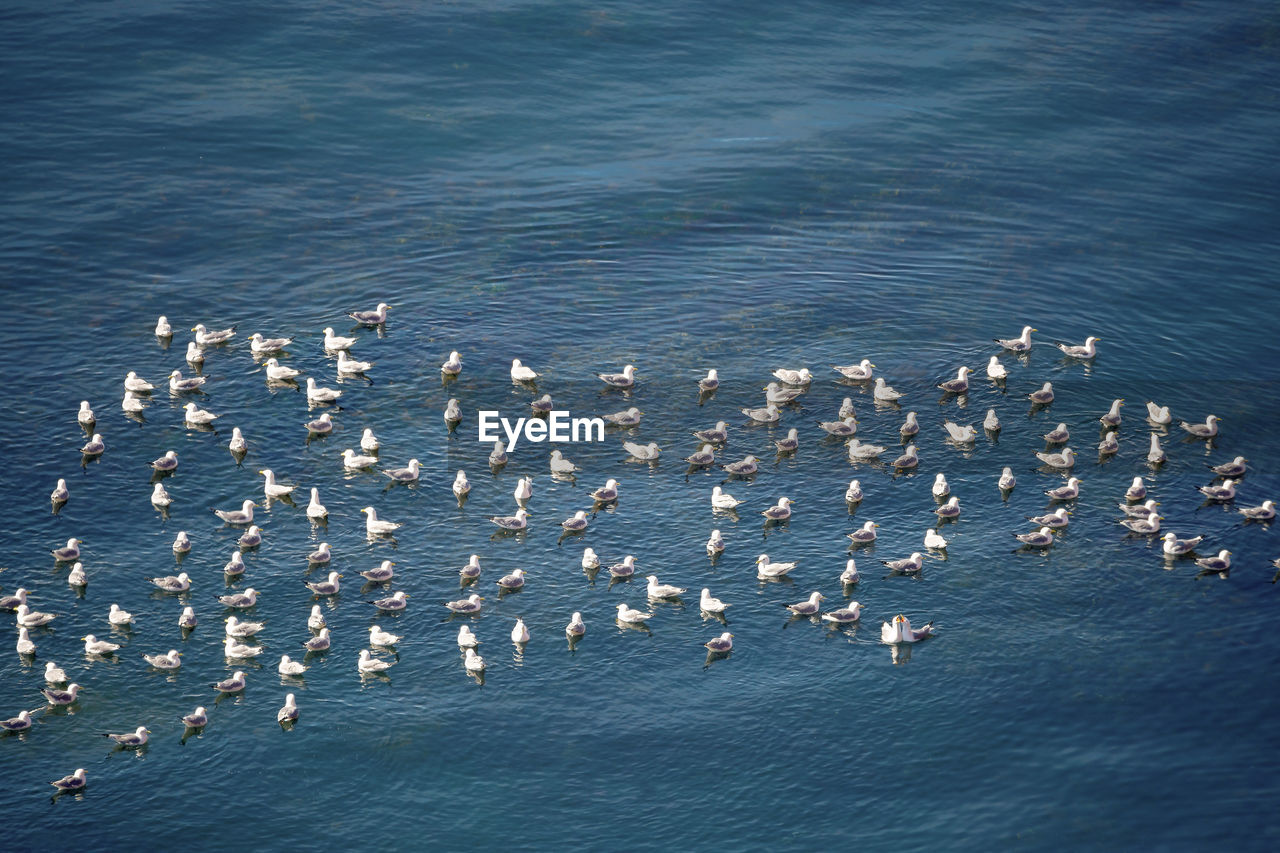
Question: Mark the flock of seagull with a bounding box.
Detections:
[3,310,1275,798]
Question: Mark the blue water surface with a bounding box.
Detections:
[2,0,1279,849]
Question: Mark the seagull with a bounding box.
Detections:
[172,530,191,553]
[16,627,35,655]
[762,497,793,520]
[704,632,734,652]
[322,327,357,351]
[308,542,331,564]
[561,511,589,532]
[774,428,801,453]
[143,649,182,670]
[1100,399,1125,427]
[698,369,719,391]
[453,470,471,498]
[1119,499,1160,519]
[445,594,483,614]
[369,591,409,611]
[845,479,864,503]
[490,508,528,530]
[1043,423,1070,444]
[150,482,172,507]
[362,506,402,536]
[822,602,862,624]
[1195,550,1232,572]
[1028,382,1055,405]
[258,469,297,499]
[237,525,263,549]
[604,407,642,427]
[192,323,236,345]
[489,441,508,466]
[462,555,483,579]
[305,412,334,435]
[786,591,825,615]
[223,637,263,659]
[1014,527,1056,547]
[741,403,780,423]
[756,554,797,578]
[1197,479,1236,501]
[183,402,218,425]
[82,634,119,654]
[358,649,395,674]
[692,421,729,443]
[623,442,661,461]
[77,400,95,425]
[847,521,879,544]
[838,398,857,419]
[216,588,258,608]
[1098,431,1119,456]
[212,671,247,693]
[548,449,581,474]
[817,417,858,437]
[303,488,327,520]
[892,446,919,469]
[250,333,293,354]
[1181,415,1221,438]
[1028,508,1071,529]
[882,553,925,574]
[305,377,342,404]
[17,604,55,627]
[277,693,300,723]
[179,607,197,629]
[608,556,637,578]
[457,625,479,648]
[307,605,327,631]
[513,476,533,506]
[304,571,342,596]
[45,661,67,683]
[881,614,935,643]
[646,575,686,599]
[1121,514,1162,534]
[840,559,861,584]
[443,398,462,425]
[361,560,396,582]
[348,302,391,326]
[590,479,620,503]
[497,568,527,589]
[343,449,378,469]
[510,358,539,382]
[531,394,555,414]
[942,422,976,443]
[123,390,146,412]
[765,382,805,404]
[147,572,191,593]
[706,530,725,555]
[931,473,950,498]
[994,325,1035,352]
[580,548,598,570]
[50,768,88,793]
[147,450,180,474]
[103,726,151,748]
[1239,500,1276,521]
[699,589,729,613]
[934,497,961,519]
[155,316,172,337]
[900,412,920,438]
[441,350,463,375]
[1210,456,1248,478]
[224,616,265,637]
[0,587,29,610]
[1057,336,1099,358]
[711,486,743,510]
[984,409,1001,432]
[598,364,637,388]
[80,434,105,456]
[938,366,972,393]
[181,707,208,728]
[511,618,530,644]
[924,529,948,550]
[986,356,1007,380]
[125,371,155,392]
[773,367,813,385]
[303,629,331,652]
[873,377,902,402]
[1035,447,1076,469]
[52,537,82,561]
[0,710,35,733]
[278,656,308,677]
[685,443,717,466]
[847,439,887,460]
[185,341,204,364]
[170,370,207,393]
[42,684,81,706]
[614,603,652,624]
[369,626,401,646]
[1146,401,1173,424]
[833,359,875,380]
[336,351,374,375]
